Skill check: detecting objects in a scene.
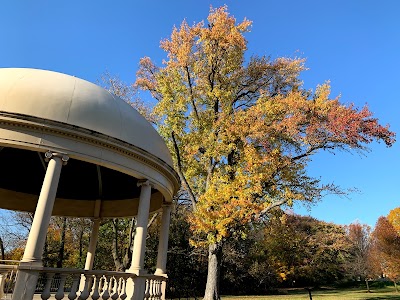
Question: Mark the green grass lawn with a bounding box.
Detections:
[221,286,400,300]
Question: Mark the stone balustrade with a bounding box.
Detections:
[0,263,166,300]
[0,262,18,299]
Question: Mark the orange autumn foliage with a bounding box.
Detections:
[388,207,400,235]
[135,6,395,247]
[371,216,400,284]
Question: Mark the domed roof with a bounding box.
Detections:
[0,68,173,167]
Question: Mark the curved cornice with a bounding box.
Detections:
[0,112,180,197]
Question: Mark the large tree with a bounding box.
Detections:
[135,6,395,299]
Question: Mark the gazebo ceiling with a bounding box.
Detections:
[0,147,164,218]
[0,68,180,218]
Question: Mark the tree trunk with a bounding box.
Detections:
[122,218,136,270]
[365,279,370,293]
[111,219,123,271]
[0,237,4,262]
[305,288,313,300]
[79,226,84,265]
[203,242,222,300]
[43,237,49,267]
[56,217,67,268]
[394,281,399,293]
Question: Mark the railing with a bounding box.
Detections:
[37,268,131,300]
[143,278,163,300]
[0,263,18,299]
[0,263,166,300]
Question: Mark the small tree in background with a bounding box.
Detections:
[263,213,351,287]
[346,222,373,292]
[388,207,400,235]
[99,71,157,124]
[371,216,400,291]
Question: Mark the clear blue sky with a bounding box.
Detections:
[1,0,399,227]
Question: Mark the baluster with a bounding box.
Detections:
[97,276,104,295]
[68,274,80,300]
[4,270,14,295]
[116,277,123,296]
[109,277,115,299]
[78,274,92,300]
[156,280,163,300]
[150,279,157,299]
[41,272,55,300]
[149,279,154,300]
[143,279,150,300]
[110,276,120,300]
[55,273,68,300]
[91,275,101,300]
[154,279,160,300]
[119,276,127,300]
[148,279,153,300]
[101,275,111,299]
[154,279,159,300]
[152,280,158,300]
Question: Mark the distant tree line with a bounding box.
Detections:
[1,205,400,297]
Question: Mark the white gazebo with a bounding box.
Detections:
[0,68,180,300]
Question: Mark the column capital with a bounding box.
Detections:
[44,151,69,165]
[162,202,172,209]
[137,179,154,188]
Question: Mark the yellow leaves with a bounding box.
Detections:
[277,266,295,282]
[204,5,252,49]
[161,20,203,68]
[275,57,306,72]
[314,82,331,104]
[388,207,400,236]
[135,57,159,96]
[279,272,287,281]
[279,214,287,225]
[189,174,263,245]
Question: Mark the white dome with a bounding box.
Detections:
[0,68,173,166]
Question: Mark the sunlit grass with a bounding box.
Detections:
[220,286,400,300]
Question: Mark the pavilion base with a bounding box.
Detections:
[12,269,40,300]
[125,269,146,300]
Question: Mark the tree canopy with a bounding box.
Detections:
[136,6,394,245]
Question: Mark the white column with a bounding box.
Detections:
[129,180,152,273]
[126,180,152,300]
[12,151,68,300]
[78,219,101,293]
[84,199,102,271]
[22,152,68,264]
[84,218,100,270]
[155,204,172,275]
